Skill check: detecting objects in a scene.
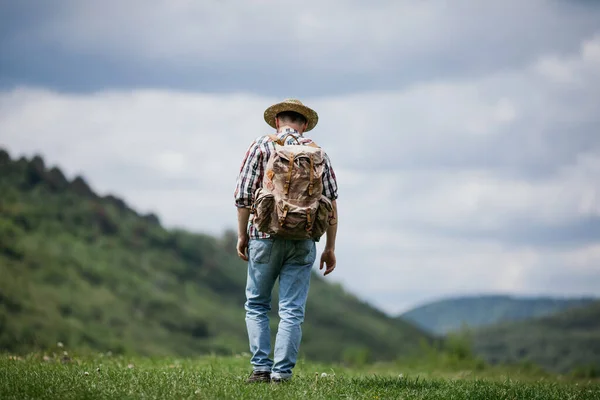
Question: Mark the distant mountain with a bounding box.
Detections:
[0,148,434,362]
[398,295,596,335]
[470,301,600,373]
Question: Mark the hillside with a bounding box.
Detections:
[470,301,600,374]
[0,148,434,363]
[398,295,596,335]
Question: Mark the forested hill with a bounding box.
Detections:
[0,148,433,363]
[399,295,596,335]
[470,301,600,374]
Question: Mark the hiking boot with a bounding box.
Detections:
[271,377,291,384]
[246,370,271,383]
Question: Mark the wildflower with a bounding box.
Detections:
[57,342,64,348]
[398,373,404,379]
[321,372,328,378]
[84,372,89,376]
[127,364,134,369]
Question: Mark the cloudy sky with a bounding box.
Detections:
[1,0,599,314]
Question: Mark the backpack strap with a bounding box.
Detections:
[267,134,282,145]
[267,133,300,146]
[284,153,295,194]
[308,154,314,195]
[305,211,312,234]
[282,133,301,145]
[266,133,318,147]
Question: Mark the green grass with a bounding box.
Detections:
[2,351,599,400]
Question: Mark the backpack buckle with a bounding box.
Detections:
[305,211,312,233]
[279,205,289,226]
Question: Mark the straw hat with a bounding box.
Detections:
[264,99,319,132]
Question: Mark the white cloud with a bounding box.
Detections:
[534,34,600,86]
[1,33,600,314]
[535,56,579,84]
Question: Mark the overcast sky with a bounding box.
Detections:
[1,0,599,314]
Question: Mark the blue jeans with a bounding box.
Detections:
[244,237,317,380]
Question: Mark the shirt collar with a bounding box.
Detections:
[277,127,302,137]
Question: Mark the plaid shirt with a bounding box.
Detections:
[234,128,338,239]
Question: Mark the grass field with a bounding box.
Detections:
[2,349,599,400]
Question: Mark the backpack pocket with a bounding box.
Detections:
[252,188,275,233]
[274,196,332,240]
[274,199,310,238]
[253,189,333,240]
[311,195,333,239]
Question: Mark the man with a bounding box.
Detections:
[233,99,338,383]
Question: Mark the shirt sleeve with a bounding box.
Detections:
[322,152,338,201]
[234,140,264,208]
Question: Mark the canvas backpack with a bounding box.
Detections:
[251,133,333,240]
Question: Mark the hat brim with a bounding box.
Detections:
[264,102,319,132]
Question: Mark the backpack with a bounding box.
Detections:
[251,133,333,240]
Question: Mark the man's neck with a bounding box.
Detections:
[277,126,301,135]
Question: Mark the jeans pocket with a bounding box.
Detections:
[249,239,274,264]
[292,240,316,265]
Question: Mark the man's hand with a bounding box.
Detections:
[319,248,336,276]
[236,207,251,261]
[237,234,249,261]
